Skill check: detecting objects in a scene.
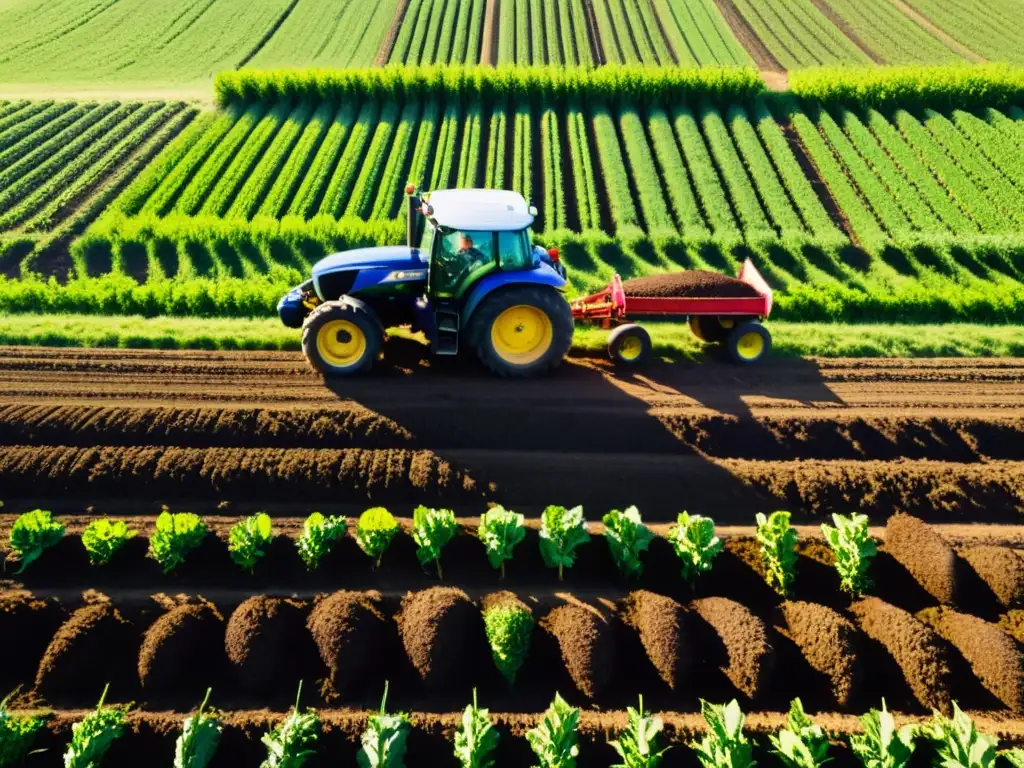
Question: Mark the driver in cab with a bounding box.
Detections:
[457,233,484,264]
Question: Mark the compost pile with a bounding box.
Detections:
[621,270,761,298]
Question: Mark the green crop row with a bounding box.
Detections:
[389,0,485,66]
[822,0,962,65]
[0,100,74,161]
[730,0,869,69]
[900,0,1023,64]
[654,0,751,66]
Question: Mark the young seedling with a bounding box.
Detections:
[608,695,670,768]
[0,689,46,766]
[148,511,207,575]
[453,689,499,768]
[483,602,534,685]
[478,507,526,580]
[756,510,798,596]
[175,688,221,768]
[82,519,136,567]
[411,505,459,579]
[689,700,755,768]
[821,513,876,596]
[539,505,589,582]
[526,693,580,768]
[667,512,722,584]
[849,700,916,768]
[768,698,830,768]
[228,512,274,573]
[7,509,65,574]
[358,681,411,768]
[602,506,654,580]
[63,684,129,768]
[923,702,997,768]
[355,507,400,568]
[260,681,319,768]
[295,512,347,571]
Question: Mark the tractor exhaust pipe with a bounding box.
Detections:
[406,184,420,248]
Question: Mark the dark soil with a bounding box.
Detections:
[774,601,861,709]
[0,592,64,690]
[884,514,958,605]
[690,597,774,701]
[397,587,486,688]
[621,270,761,299]
[540,602,616,700]
[308,591,390,698]
[961,546,1024,607]
[622,591,688,690]
[138,602,224,695]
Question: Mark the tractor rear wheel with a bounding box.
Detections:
[470,286,573,377]
[726,321,772,365]
[301,301,382,376]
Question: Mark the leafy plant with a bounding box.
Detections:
[454,689,499,768]
[526,693,580,768]
[260,681,319,768]
[539,505,589,582]
[228,513,274,573]
[295,512,347,571]
[769,699,830,768]
[64,684,129,768]
[849,700,917,768]
[608,695,670,768]
[602,506,654,580]
[358,681,410,768]
[821,513,876,596]
[923,702,997,768]
[483,603,534,685]
[478,507,526,579]
[7,509,64,574]
[82,519,136,567]
[689,700,755,768]
[411,506,459,579]
[355,507,400,568]
[667,512,722,583]
[755,510,798,596]
[148,511,207,574]
[175,688,221,768]
[1001,749,1024,768]
[0,690,46,766]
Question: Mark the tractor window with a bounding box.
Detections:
[419,221,434,254]
[432,229,496,297]
[497,229,531,270]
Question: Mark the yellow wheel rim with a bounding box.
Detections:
[491,305,553,365]
[317,319,367,367]
[736,330,765,361]
[619,335,643,361]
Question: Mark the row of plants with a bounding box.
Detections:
[4,507,877,595]
[388,0,485,66]
[3,685,1023,768]
[730,0,869,69]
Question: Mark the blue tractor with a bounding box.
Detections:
[278,187,573,377]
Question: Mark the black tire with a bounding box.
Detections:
[608,324,651,367]
[301,300,383,376]
[469,286,574,377]
[726,321,772,365]
[689,315,750,344]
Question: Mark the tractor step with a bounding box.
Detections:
[434,302,460,356]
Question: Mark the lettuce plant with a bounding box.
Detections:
[356,508,400,568]
[228,513,274,573]
[768,698,830,768]
[260,681,319,768]
[756,511,798,596]
[608,695,670,768]
[849,700,916,768]
[667,512,722,583]
[483,602,534,685]
[358,682,410,768]
[478,507,526,579]
[821,513,876,596]
[526,693,580,768]
[689,700,755,768]
[175,688,221,768]
[923,702,996,768]
[1002,750,1024,767]
[82,519,136,567]
[453,689,499,768]
[8,509,65,574]
[539,505,589,582]
[411,506,459,579]
[295,512,347,571]
[148,512,207,574]
[64,684,129,768]
[602,506,654,580]
[0,690,46,765]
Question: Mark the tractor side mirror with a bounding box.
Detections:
[547,247,560,262]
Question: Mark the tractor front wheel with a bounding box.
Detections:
[301,301,382,376]
[470,286,573,377]
[608,324,651,367]
[726,321,772,365]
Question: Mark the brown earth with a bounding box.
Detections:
[138,602,224,694]
[712,0,783,71]
[806,0,885,63]
[541,601,616,699]
[224,597,313,699]
[308,590,389,698]
[774,601,861,709]
[962,546,1024,608]
[690,597,774,701]
[622,590,689,690]
[621,270,762,298]
[884,514,958,605]
[397,587,486,687]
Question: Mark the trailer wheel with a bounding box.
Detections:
[689,315,735,343]
[302,301,382,376]
[470,286,573,377]
[727,322,772,365]
[608,324,651,367]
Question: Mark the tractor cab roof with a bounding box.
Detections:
[424,189,534,231]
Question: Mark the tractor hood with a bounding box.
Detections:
[312,245,424,277]
[312,245,427,299]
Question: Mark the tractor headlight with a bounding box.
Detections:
[382,269,427,282]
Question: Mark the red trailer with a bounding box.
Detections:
[569,259,774,366]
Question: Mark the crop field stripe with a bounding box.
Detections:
[344,100,405,219]
[257,102,333,220]
[456,98,483,190]
[901,0,1020,63]
[950,110,1024,196]
[670,106,739,238]
[287,101,360,220]
[731,0,869,68]
[511,101,530,202]
[483,100,506,191]
[420,0,451,64]
[405,97,442,195]
[315,100,382,218]
[590,103,640,233]
[428,97,461,192]
[566,100,600,231]
[448,0,472,64]
[673,0,751,65]
[389,0,426,63]
[620,0,663,64]
[539,104,564,232]
[785,0,869,64]
[370,100,423,221]
[617,104,675,236]
[405,0,434,65]
[0,101,30,123]
[822,0,961,64]
[644,107,708,237]
[983,108,1024,150]
[0,102,89,174]
[0,101,72,161]
[496,0,514,63]
[0,100,47,135]
[569,0,596,65]
[590,0,624,64]
[653,0,702,65]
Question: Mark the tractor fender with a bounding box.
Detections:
[461,264,568,327]
[332,295,385,334]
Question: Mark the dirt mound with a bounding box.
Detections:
[918,607,1024,712]
[775,601,861,708]
[622,591,688,690]
[138,603,224,693]
[0,592,62,688]
[850,597,952,712]
[884,514,957,604]
[35,602,133,699]
[397,587,484,687]
[690,597,774,700]
[999,610,1024,644]
[541,602,616,699]
[225,597,309,692]
[961,546,1024,607]
[621,271,760,298]
[308,591,389,695]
